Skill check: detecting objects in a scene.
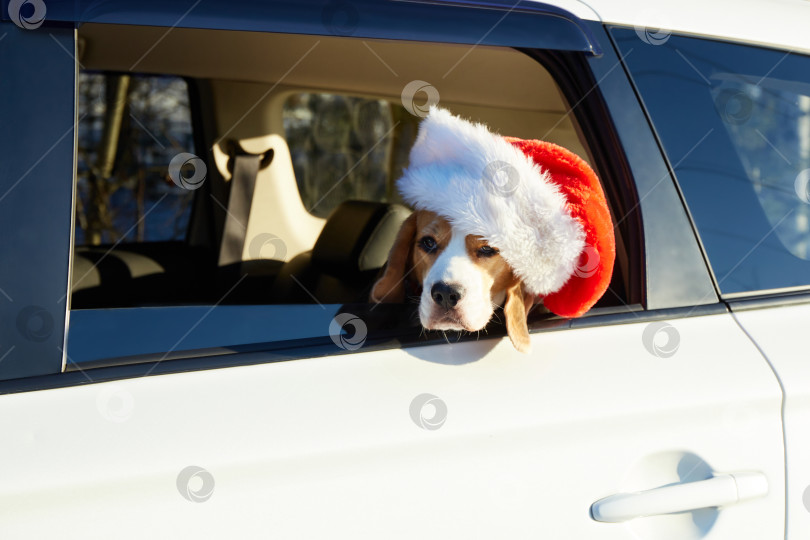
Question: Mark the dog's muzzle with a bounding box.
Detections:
[430,282,464,310]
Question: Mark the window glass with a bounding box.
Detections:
[711,79,810,260]
[612,29,810,295]
[283,93,419,218]
[76,73,196,245]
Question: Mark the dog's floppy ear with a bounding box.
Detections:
[370,213,417,303]
[504,279,536,353]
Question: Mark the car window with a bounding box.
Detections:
[283,92,418,218]
[611,29,810,296]
[76,73,196,245]
[66,26,630,368]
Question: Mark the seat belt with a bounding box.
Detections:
[218,144,272,267]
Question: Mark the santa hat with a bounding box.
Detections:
[398,107,615,318]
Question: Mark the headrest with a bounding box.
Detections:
[312,201,412,279]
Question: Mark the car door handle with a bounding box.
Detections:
[590,471,768,523]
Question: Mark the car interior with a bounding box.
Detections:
[69,24,633,325]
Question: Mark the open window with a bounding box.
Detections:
[66,21,638,370]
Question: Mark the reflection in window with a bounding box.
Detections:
[76,73,196,245]
[614,29,810,294]
[283,93,419,218]
[712,79,810,259]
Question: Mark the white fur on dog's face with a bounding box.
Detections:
[419,229,498,332]
[370,210,534,352]
[401,211,515,333]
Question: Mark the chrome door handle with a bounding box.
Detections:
[591,472,768,523]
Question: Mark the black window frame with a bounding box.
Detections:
[0,23,76,382]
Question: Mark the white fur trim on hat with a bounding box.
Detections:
[397,107,585,295]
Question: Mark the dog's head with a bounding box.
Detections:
[370,209,536,352]
[368,109,616,353]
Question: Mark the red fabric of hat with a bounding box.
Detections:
[505,137,615,318]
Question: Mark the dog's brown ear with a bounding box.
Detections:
[370,213,417,303]
[504,280,535,353]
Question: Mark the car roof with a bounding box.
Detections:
[537,0,810,54]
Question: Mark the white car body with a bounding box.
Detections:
[1,1,808,539]
[557,0,810,55]
[4,315,786,539]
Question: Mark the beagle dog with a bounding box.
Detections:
[368,109,615,352]
[370,209,536,352]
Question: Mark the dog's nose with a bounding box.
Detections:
[431,282,464,309]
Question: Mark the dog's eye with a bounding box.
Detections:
[477,245,499,258]
[418,236,438,253]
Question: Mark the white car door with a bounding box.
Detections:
[733,303,810,540]
[0,310,783,539]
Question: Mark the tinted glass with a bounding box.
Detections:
[612,29,810,295]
